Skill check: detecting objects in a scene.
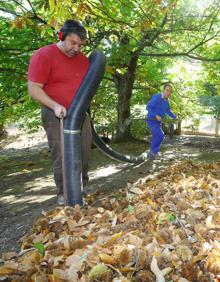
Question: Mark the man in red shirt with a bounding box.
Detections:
[28,20,91,205]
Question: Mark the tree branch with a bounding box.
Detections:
[186,53,220,62]
[133,0,152,25]
[0,7,21,17]
[136,6,171,53]
[0,4,48,26]
[86,0,135,28]
[140,51,220,62]
[11,0,29,13]
[26,0,48,25]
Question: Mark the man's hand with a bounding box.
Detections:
[28,81,67,118]
[155,115,162,121]
[53,104,67,118]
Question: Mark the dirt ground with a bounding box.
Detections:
[1,128,220,256]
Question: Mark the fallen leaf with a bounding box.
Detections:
[150,256,165,282]
[99,253,118,265]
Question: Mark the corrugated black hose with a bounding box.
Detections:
[63,49,106,206]
[91,121,148,164]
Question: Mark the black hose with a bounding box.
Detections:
[91,122,149,164]
[63,49,106,206]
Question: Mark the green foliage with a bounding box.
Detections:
[0,0,219,139]
[127,204,134,213]
[199,95,220,118]
[0,10,54,129]
[130,119,147,140]
[167,213,176,223]
[33,242,45,256]
[157,213,176,225]
[204,83,218,96]
[90,78,117,137]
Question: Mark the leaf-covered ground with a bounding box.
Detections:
[0,131,220,281]
[0,160,220,281]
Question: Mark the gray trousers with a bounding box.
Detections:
[41,106,92,195]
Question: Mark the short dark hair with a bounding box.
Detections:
[60,20,87,41]
[163,83,173,90]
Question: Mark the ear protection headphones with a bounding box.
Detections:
[57,29,79,41]
[58,30,64,41]
[57,24,87,41]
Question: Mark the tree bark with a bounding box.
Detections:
[115,56,138,141]
[0,123,5,136]
[215,118,220,136]
[176,120,182,135]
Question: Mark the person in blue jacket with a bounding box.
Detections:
[146,83,176,160]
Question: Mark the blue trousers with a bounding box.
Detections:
[147,120,164,154]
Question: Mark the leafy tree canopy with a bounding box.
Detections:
[0,0,219,138]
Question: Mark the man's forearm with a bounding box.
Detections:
[28,82,58,110]
[28,81,67,117]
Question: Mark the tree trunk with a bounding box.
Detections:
[175,120,181,135]
[0,123,4,136]
[215,118,220,136]
[115,56,138,142]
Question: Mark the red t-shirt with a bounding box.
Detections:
[28,44,89,109]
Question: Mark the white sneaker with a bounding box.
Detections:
[57,195,64,206]
[140,151,149,162]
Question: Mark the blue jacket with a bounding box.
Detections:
[146,93,176,120]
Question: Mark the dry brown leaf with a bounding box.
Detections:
[179,278,190,282]
[176,200,191,210]
[1,252,18,261]
[67,264,80,282]
[0,262,20,275]
[150,256,165,282]
[205,249,220,275]
[212,209,220,225]
[52,268,68,281]
[129,187,144,195]
[127,233,143,248]
[76,219,90,227]
[145,179,158,187]
[99,253,118,265]
[19,250,42,271]
[103,231,123,247]
[119,266,133,273]
[186,209,205,223]
[176,245,193,261]
[88,264,113,282]
[134,269,155,281]
[112,215,118,227]
[181,262,198,281]
[114,246,133,265]
[205,212,220,230]
[66,254,82,268]
[112,277,130,282]
[135,248,149,270]
[53,255,64,267]
[31,272,47,282]
[67,219,77,231]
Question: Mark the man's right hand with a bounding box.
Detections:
[155,115,162,121]
[53,104,67,118]
[28,81,67,118]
